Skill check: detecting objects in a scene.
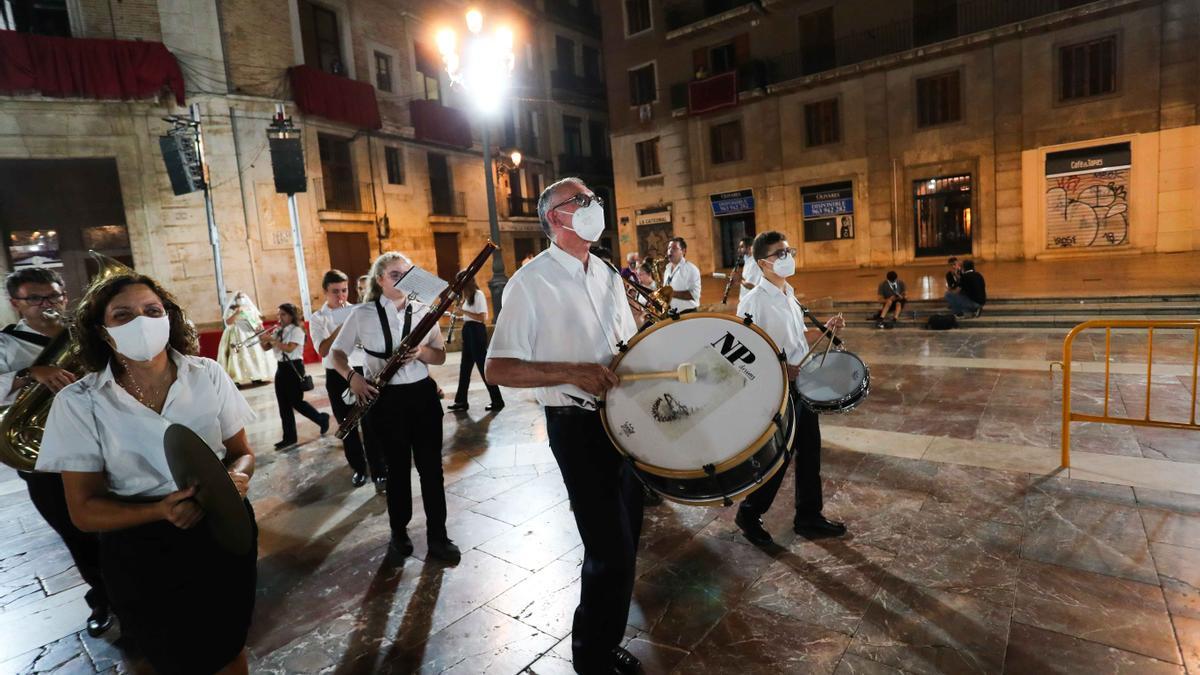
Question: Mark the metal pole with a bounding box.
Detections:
[192,103,227,316]
[482,121,508,315]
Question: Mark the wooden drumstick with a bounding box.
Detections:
[620,363,697,384]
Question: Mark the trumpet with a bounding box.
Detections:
[621,275,674,323]
[231,327,270,352]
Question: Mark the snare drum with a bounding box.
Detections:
[794,350,870,414]
[602,313,793,506]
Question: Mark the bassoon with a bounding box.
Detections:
[336,242,497,439]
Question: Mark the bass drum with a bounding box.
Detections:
[602,313,793,506]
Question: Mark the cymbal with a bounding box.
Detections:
[164,424,254,556]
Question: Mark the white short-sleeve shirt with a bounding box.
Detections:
[487,245,638,408]
[332,298,443,385]
[273,324,307,362]
[740,254,763,294]
[36,352,256,498]
[0,319,51,406]
[664,258,702,312]
[461,289,488,324]
[737,281,810,377]
[309,303,362,369]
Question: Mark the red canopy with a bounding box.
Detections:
[288,65,382,130]
[0,32,185,105]
[410,99,472,148]
[688,71,738,115]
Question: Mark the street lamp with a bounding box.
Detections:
[437,9,516,313]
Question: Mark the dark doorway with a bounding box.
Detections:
[427,153,456,216]
[799,7,835,75]
[717,213,755,268]
[0,158,134,299]
[914,174,973,257]
[325,232,372,303]
[433,232,460,283]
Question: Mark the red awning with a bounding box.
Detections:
[289,65,382,130]
[0,32,185,105]
[688,70,738,115]
[410,99,472,148]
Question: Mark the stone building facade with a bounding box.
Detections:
[0,0,615,326]
[599,0,1200,274]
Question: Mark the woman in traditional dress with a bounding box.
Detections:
[217,291,272,385]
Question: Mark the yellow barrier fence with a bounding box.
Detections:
[1057,319,1200,468]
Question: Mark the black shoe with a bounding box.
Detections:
[387,533,414,562]
[485,402,505,412]
[735,509,775,547]
[374,477,387,495]
[612,646,642,674]
[86,606,113,637]
[318,413,331,435]
[427,537,462,564]
[274,439,297,450]
[447,402,469,412]
[351,472,368,488]
[794,514,847,538]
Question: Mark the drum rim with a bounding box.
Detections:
[649,446,789,506]
[798,364,871,413]
[600,311,790,479]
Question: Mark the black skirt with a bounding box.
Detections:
[100,500,258,675]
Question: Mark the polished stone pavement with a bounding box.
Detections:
[1,327,1197,674]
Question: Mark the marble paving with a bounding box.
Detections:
[1,328,1198,674]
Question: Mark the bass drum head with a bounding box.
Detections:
[795,350,870,413]
[603,313,789,477]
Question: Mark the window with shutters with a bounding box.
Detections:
[1059,36,1117,101]
[628,62,657,105]
[624,0,652,36]
[804,98,840,147]
[636,138,661,177]
[710,120,744,164]
[414,42,441,101]
[915,71,961,128]
[373,51,393,92]
[563,116,584,156]
[384,147,404,185]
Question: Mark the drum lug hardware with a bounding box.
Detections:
[616,341,628,353]
[772,412,784,431]
[750,456,761,469]
[702,463,716,475]
[742,314,753,326]
[777,351,786,362]
[669,310,681,321]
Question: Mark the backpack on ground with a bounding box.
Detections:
[926,313,958,330]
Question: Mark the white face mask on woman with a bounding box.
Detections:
[105,315,171,362]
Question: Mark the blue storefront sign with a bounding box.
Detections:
[801,181,855,242]
[709,189,755,217]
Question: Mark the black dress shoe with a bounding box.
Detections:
[485,402,505,412]
[446,402,469,412]
[318,413,331,435]
[735,509,775,547]
[86,606,113,637]
[274,439,297,450]
[427,538,462,564]
[374,477,387,495]
[793,514,847,538]
[612,646,642,674]
[351,472,368,488]
[387,533,414,562]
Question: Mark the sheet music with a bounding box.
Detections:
[393,266,449,304]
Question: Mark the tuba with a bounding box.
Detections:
[0,252,134,470]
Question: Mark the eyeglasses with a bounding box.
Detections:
[13,292,65,305]
[550,192,604,212]
[760,248,796,261]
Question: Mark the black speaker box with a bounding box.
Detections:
[159,134,203,196]
[269,137,307,194]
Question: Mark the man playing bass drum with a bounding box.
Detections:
[734,231,847,548]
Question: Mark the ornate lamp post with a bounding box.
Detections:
[437,10,516,313]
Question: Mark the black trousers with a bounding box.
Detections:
[274,359,323,442]
[325,368,387,478]
[739,400,824,522]
[454,322,504,406]
[19,471,107,611]
[545,407,643,671]
[369,377,448,541]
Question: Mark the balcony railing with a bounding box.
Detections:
[550,70,606,102]
[545,0,602,37]
[671,59,777,113]
[664,0,756,32]
[429,189,467,217]
[313,178,372,212]
[411,99,473,149]
[290,65,382,130]
[559,154,614,177]
[506,196,539,219]
[775,0,1104,82]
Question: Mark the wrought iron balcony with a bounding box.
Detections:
[313,178,372,213]
[410,99,473,149]
[550,70,606,103]
[428,188,467,218]
[670,59,776,114]
[544,0,602,37]
[506,196,539,219]
[664,0,760,35]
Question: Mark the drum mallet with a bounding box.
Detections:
[620,363,698,384]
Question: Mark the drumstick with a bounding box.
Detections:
[620,363,697,384]
[818,313,843,367]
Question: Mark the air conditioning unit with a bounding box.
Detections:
[638,104,653,123]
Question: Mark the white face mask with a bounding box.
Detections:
[562,202,606,242]
[105,315,171,362]
[771,255,796,278]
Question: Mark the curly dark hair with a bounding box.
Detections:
[277,303,301,325]
[75,275,198,373]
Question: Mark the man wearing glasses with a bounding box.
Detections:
[1,267,113,637]
[734,232,847,548]
[487,178,644,674]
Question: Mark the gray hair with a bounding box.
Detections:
[536,176,585,239]
[366,251,411,302]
